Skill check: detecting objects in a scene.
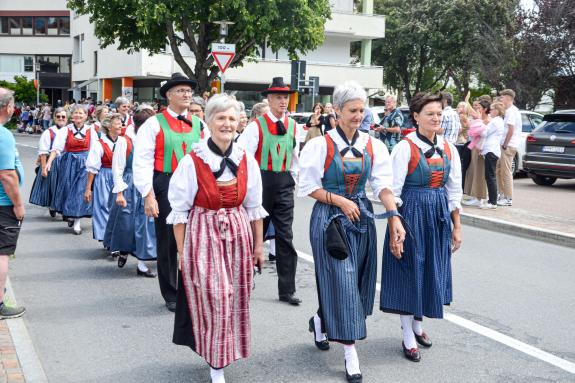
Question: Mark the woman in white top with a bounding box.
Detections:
[167,94,266,383]
[479,102,506,209]
[299,82,405,383]
[29,107,68,215]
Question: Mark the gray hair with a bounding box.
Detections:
[115,96,130,108]
[0,88,15,110]
[100,113,122,135]
[250,102,269,120]
[237,101,246,112]
[94,105,109,120]
[332,82,367,110]
[205,94,240,123]
[70,104,87,115]
[190,96,206,110]
[53,107,68,117]
[385,95,397,102]
[136,103,155,112]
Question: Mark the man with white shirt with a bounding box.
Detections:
[496,89,521,206]
[237,77,302,306]
[439,91,461,144]
[133,73,206,312]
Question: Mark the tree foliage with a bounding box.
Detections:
[67,0,332,92]
[0,76,47,104]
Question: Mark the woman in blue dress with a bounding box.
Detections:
[104,106,157,277]
[45,105,98,234]
[380,92,462,362]
[29,107,68,216]
[84,113,122,242]
[299,82,406,383]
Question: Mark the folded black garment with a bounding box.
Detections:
[325,217,348,260]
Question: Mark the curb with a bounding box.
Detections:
[5,279,48,383]
[369,198,575,249]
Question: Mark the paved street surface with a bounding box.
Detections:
[9,135,575,382]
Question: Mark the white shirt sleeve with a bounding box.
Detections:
[89,125,99,147]
[38,130,52,155]
[236,120,259,156]
[85,140,103,174]
[297,136,327,197]
[133,118,159,197]
[112,137,128,193]
[445,142,463,212]
[51,126,68,154]
[243,153,268,221]
[166,154,197,225]
[290,122,301,181]
[369,138,394,199]
[390,140,411,207]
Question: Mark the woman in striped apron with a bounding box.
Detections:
[299,82,405,383]
[380,92,463,362]
[168,94,266,383]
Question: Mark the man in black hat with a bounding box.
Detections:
[133,73,207,311]
[238,77,302,305]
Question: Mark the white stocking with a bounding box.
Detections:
[210,367,225,383]
[344,344,360,375]
[400,315,417,349]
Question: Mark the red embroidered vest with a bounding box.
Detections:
[65,126,92,152]
[100,139,114,168]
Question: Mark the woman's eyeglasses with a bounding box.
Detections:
[55,115,67,119]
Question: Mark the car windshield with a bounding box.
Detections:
[536,121,575,134]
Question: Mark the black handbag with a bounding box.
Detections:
[325,217,349,260]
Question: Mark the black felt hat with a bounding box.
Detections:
[261,77,296,96]
[159,73,197,98]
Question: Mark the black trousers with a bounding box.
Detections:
[261,170,298,296]
[153,172,178,304]
[456,143,472,191]
[484,152,499,205]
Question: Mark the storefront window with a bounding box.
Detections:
[24,57,34,72]
[60,56,71,73]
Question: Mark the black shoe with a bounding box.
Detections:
[67,219,74,228]
[279,294,301,306]
[268,253,277,262]
[345,361,362,383]
[49,209,56,217]
[165,301,176,312]
[414,331,432,348]
[402,342,421,362]
[137,268,156,278]
[308,317,330,351]
[117,253,128,268]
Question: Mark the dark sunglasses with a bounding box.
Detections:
[55,115,67,119]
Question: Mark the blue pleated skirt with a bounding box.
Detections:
[380,187,452,319]
[53,151,93,218]
[104,171,157,260]
[29,166,51,207]
[310,196,377,341]
[48,156,62,211]
[92,167,114,241]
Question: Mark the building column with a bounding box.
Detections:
[122,77,134,101]
[102,79,113,102]
[360,0,374,66]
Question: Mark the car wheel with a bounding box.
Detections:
[529,174,557,186]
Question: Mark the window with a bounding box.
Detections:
[521,114,533,133]
[22,17,33,35]
[8,17,20,34]
[58,17,70,35]
[24,57,34,72]
[93,51,98,76]
[0,17,8,35]
[0,55,23,73]
[47,17,58,35]
[35,17,46,35]
[60,56,71,73]
[73,35,84,63]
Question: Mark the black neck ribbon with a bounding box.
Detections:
[416,129,443,159]
[336,126,363,157]
[73,124,86,138]
[275,119,287,135]
[207,138,238,179]
[106,134,117,152]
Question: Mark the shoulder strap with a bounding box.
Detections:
[366,137,374,169]
[324,134,336,174]
[443,139,452,161]
[405,138,421,175]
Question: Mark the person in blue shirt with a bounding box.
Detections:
[359,106,374,133]
[0,87,26,319]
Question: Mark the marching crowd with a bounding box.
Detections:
[0,73,525,383]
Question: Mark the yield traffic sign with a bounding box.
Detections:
[211,43,236,74]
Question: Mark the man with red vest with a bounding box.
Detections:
[238,77,302,305]
[133,73,207,312]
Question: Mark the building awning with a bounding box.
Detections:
[69,78,97,91]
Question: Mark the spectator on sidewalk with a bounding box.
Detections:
[497,89,521,207]
[439,91,461,144]
[479,102,505,210]
[359,106,374,133]
[377,95,403,152]
[42,103,52,132]
[462,99,490,207]
[0,87,26,319]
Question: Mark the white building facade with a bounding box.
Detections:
[70,0,385,108]
[0,0,72,104]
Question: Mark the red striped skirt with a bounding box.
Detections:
[181,205,254,368]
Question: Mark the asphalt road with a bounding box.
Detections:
[9,134,575,382]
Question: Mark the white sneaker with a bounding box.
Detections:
[462,197,481,206]
[480,202,497,210]
[497,198,512,206]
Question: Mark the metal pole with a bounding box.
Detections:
[36,59,40,105]
[220,36,225,93]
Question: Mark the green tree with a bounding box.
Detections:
[68,0,332,92]
[0,76,47,104]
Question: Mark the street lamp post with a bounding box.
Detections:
[213,20,234,93]
[35,58,40,105]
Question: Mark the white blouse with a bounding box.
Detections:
[390,132,462,212]
[50,123,99,155]
[37,125,63,155]
[236,111,300,180]
[166,140,268,224]
[481,116,504,157]
[133,107,210,198]
[111,136,130,193]
[298,129,393,199]
[85,135,117,174]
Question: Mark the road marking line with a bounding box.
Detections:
[296,250,575,374]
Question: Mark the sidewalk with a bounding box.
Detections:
[0,321,25,383]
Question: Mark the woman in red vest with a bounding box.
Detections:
[168,94,266,383]
[84,113,122,241]
[380,92,463,362]
[46,105,98,234]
